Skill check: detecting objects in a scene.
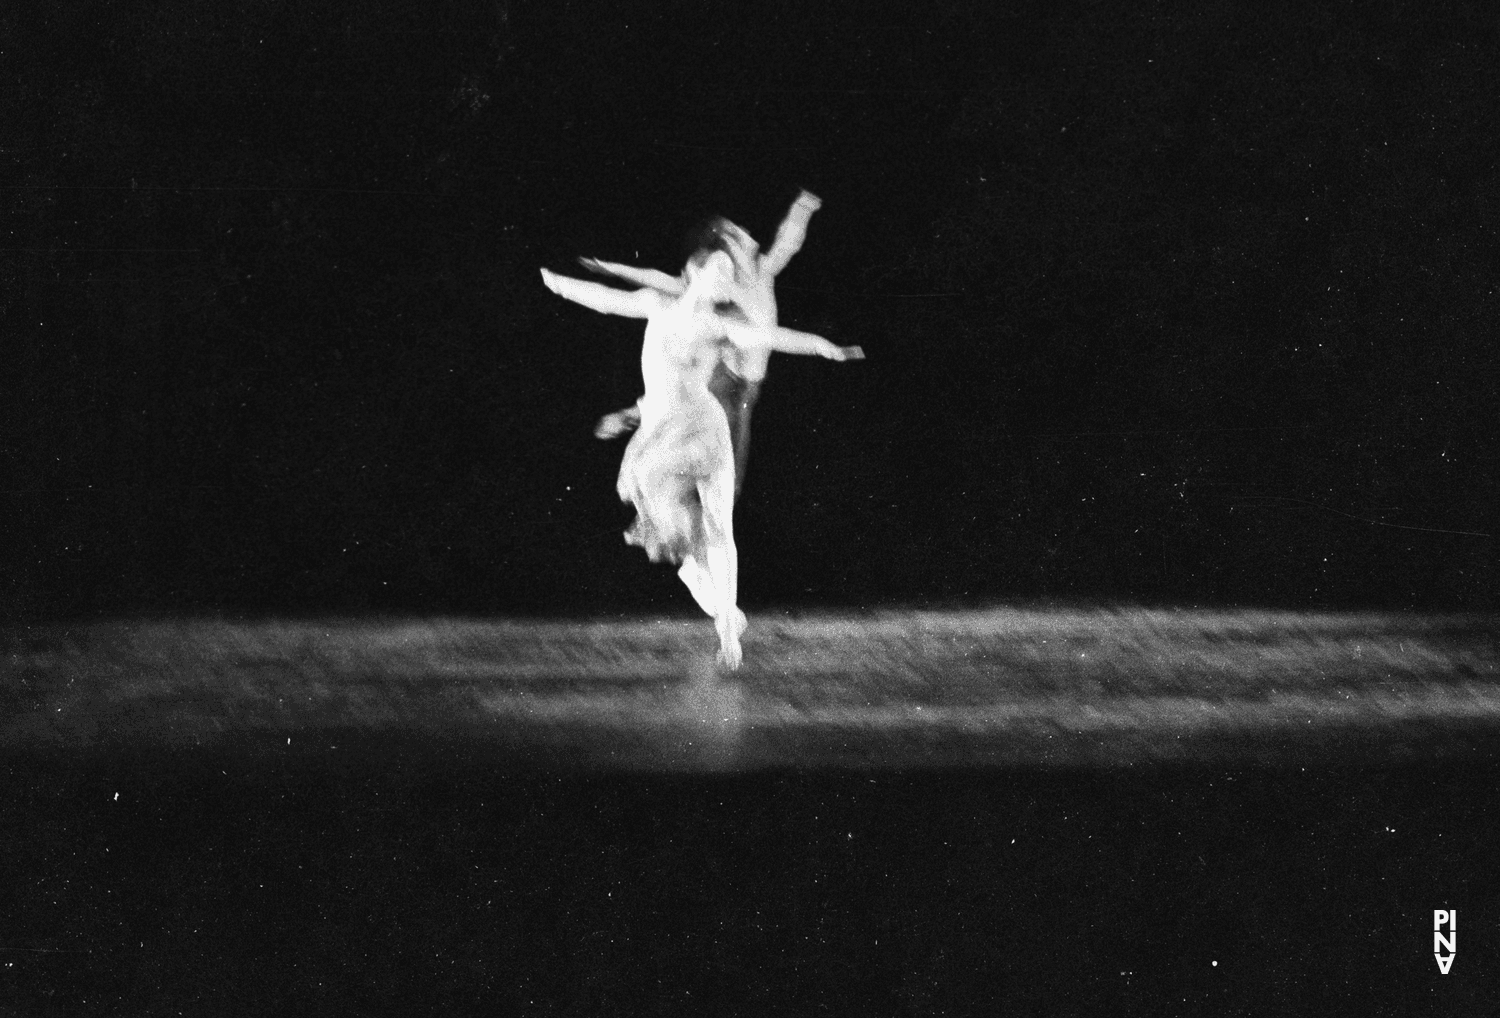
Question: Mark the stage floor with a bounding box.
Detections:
[5,606,1497,768]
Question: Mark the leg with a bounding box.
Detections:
[729,380,761,500]
[697,466,744,669]
[708,365,754,501]
[677,554,718,619]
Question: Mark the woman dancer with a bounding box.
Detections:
[581,190,823,500]
[540,241,860,668]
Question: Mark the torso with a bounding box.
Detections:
[638,291,733,422]
[717,261,776,382]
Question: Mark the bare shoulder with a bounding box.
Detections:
[639,288,676,315]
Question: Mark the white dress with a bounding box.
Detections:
[615,291,735,565]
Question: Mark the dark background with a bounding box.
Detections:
[3,3,1499,1012]
[4,0,1494,620]
[3,748,1494,1014]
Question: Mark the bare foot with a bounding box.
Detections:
[716,607,747,670]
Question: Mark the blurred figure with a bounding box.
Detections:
[540,236,860,669]
[582,189,823,500]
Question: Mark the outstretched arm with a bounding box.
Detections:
[540,268,662,319]
[724,321,863,361]
[758,190,822,277]
[578,257,685,297]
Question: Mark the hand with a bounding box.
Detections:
[796,190,823,212]
[830,345,864,362]
[594,408,641,440]
[539,268,560,293]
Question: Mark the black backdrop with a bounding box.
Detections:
[4,3,1499,1012]
[4,0,1495,620]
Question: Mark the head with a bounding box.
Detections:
[715,219,759,262]
[682,216,757,282]
[682,247,734,299]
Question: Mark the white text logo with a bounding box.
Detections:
[1434,910,1456,974]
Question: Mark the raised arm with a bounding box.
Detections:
[578,257,685,297]
[540,268,663,319]
[758,190,822,277]
[724,320,863,361]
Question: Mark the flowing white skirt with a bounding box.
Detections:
[616,393,733,565]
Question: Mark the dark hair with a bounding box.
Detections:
[681,215,735,266]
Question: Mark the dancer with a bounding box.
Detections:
[540,241,861,668]
[582,189,822,499]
